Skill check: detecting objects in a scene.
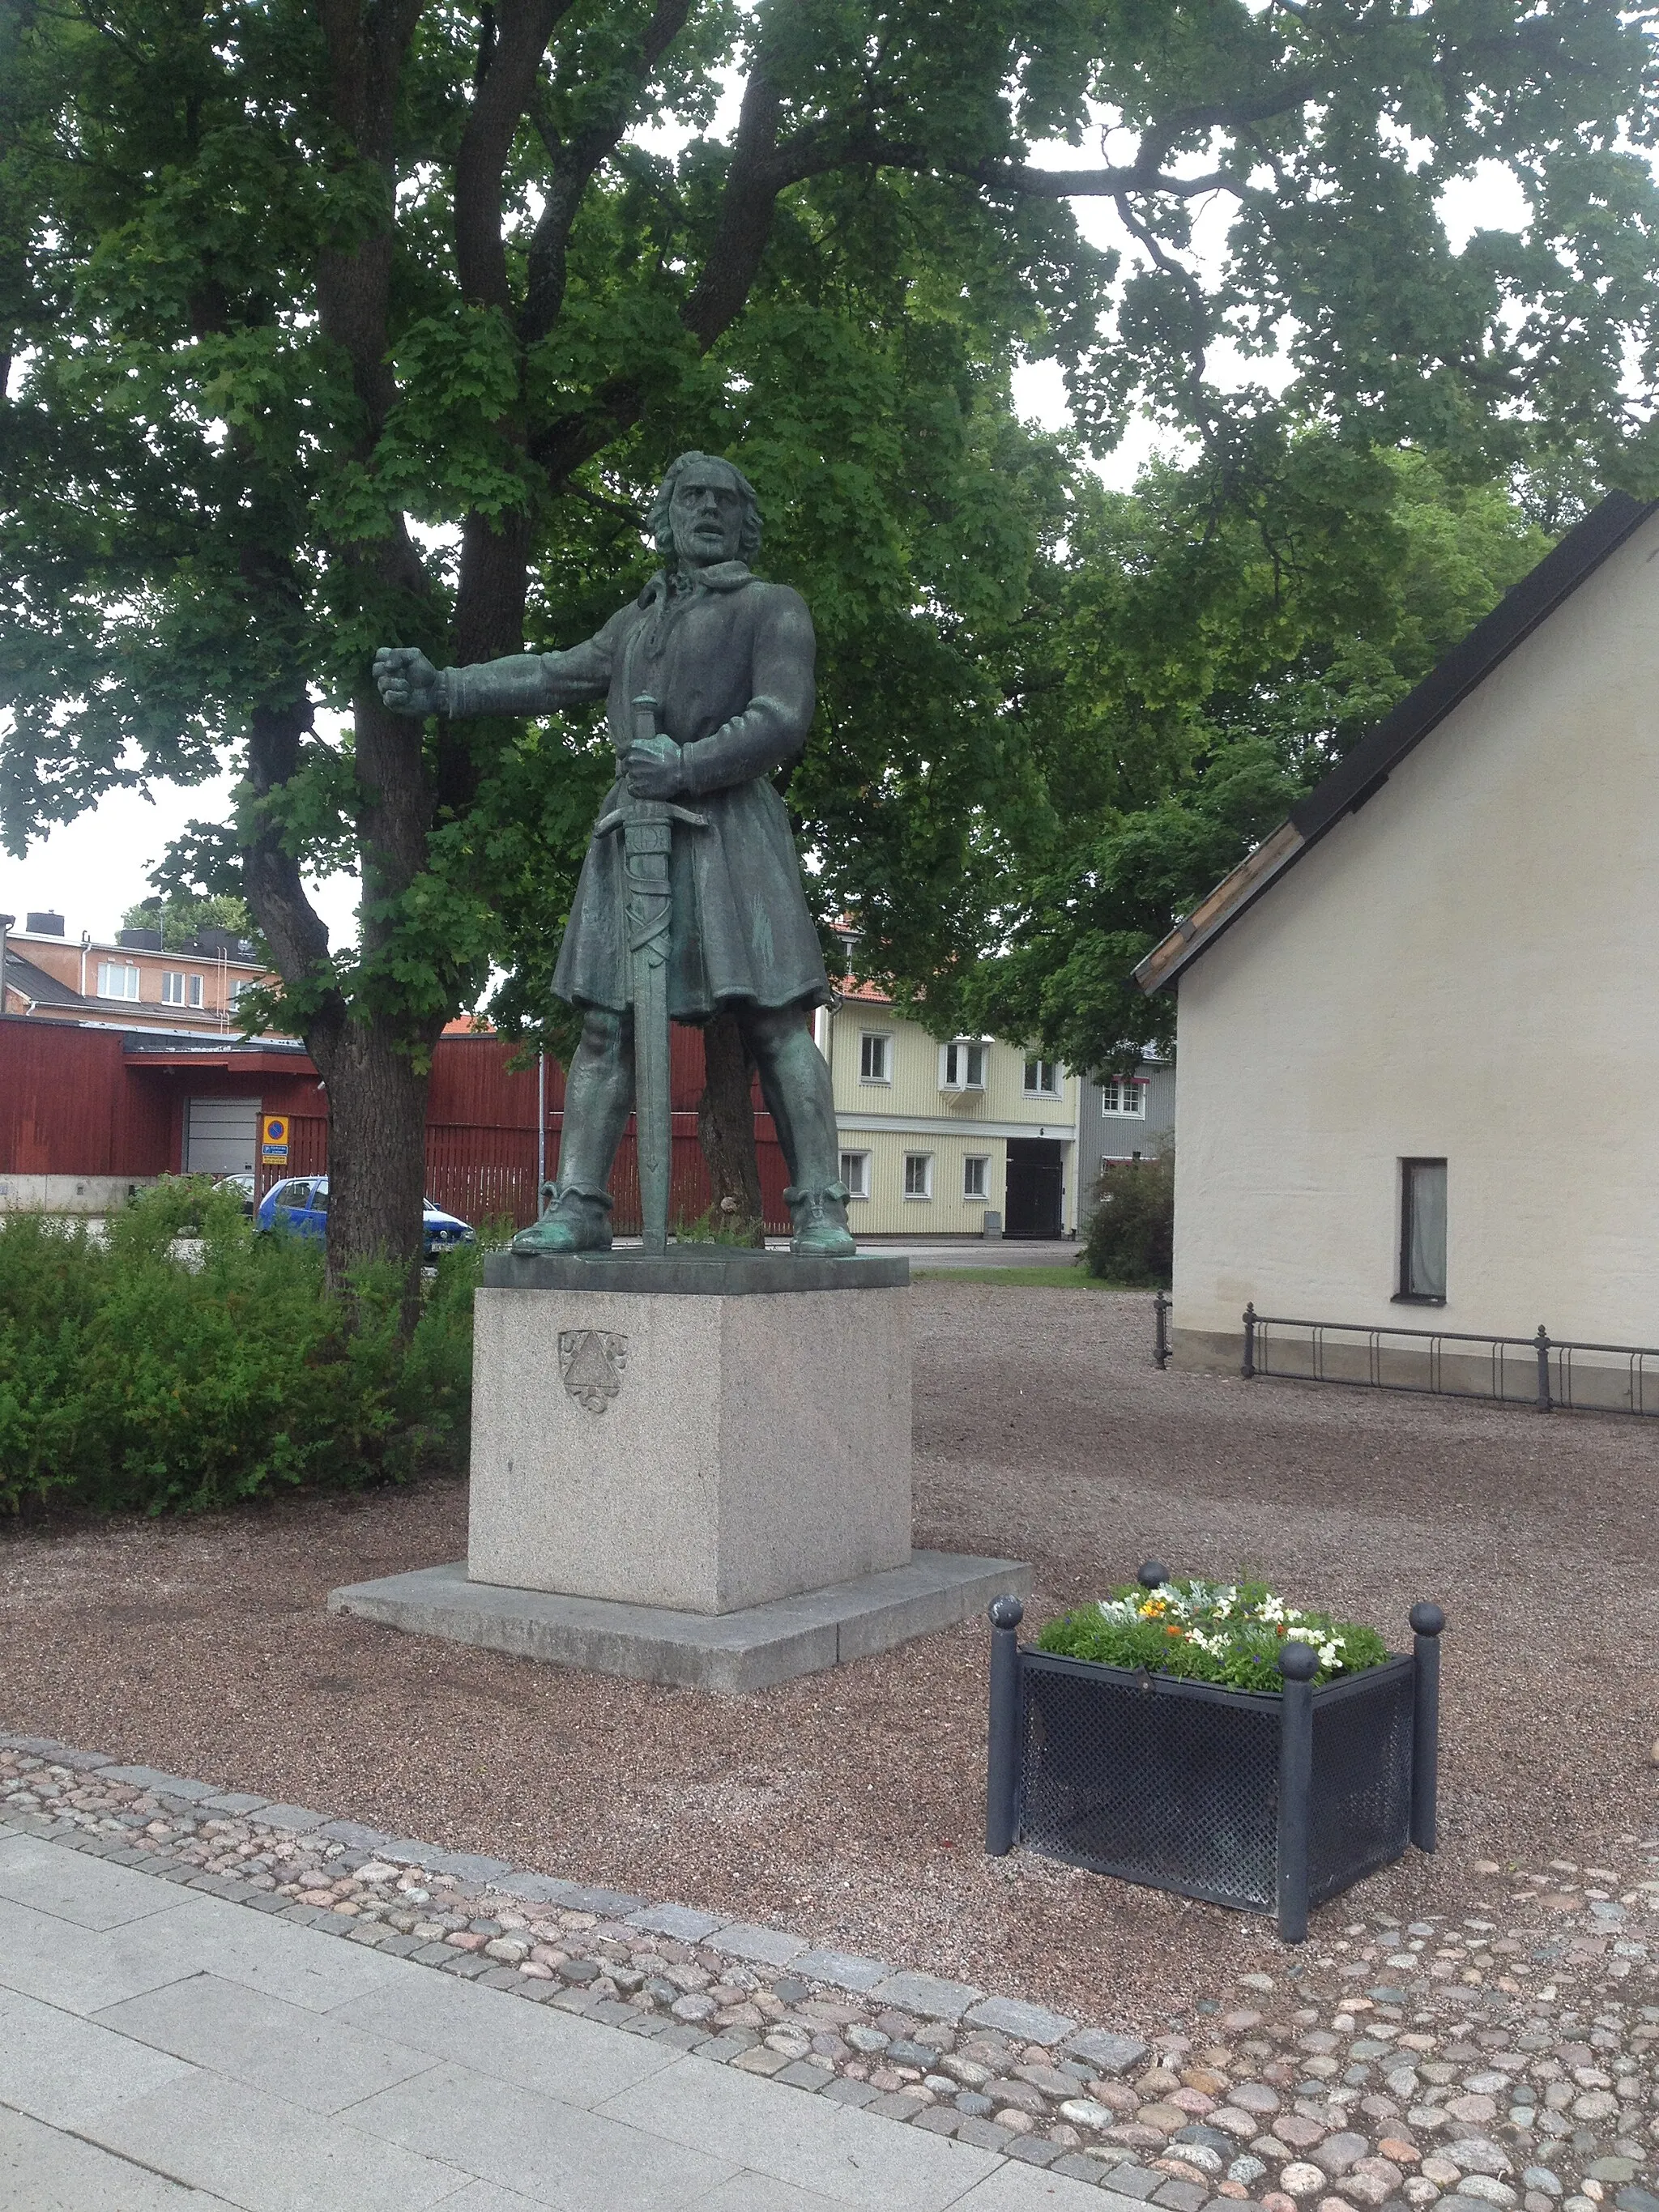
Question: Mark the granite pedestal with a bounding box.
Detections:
[329,1246,1033,1688]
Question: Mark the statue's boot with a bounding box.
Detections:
[744,1002,855,1258]
[510,1183,613,1255]
[512,1008,633,1256]
[785,1181,855,1259]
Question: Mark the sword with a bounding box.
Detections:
[595,695,706,1253]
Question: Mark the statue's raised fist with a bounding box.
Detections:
[373,646,440,717]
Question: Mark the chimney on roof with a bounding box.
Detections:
[25,911,63,935]
[180,927,254,961]
[116,927,164,952]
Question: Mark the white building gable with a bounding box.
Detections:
[1142,494,1659,1370]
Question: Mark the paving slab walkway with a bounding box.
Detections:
[0,1821,1134,2212]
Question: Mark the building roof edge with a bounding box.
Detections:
[1137,489,1659,995]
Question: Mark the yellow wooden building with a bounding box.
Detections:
[814,985,1081,1238]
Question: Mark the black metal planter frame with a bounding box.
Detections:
[985,1575,1444,1942]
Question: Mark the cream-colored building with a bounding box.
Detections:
[1137,491,1659,1401]
[817,985,1081,1238]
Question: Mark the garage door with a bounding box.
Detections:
[186,1097,259,1175]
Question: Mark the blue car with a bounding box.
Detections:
[256,1175,476,1259]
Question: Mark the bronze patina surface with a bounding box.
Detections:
[374,454,852,1259]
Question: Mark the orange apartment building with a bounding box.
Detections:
[0,910,277,1037]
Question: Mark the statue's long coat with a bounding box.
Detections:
[538,563,830,1019]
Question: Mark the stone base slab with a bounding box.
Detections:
[482,1248,909,1293]
[327,1550,1033,1694]
[469,1272,911,1614]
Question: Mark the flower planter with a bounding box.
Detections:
[983,1594,1444,1941]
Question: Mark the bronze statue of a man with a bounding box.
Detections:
[373,452,852,1258]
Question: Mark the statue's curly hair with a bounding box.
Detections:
[646,452,763,565]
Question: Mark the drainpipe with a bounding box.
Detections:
[79,929,91,997]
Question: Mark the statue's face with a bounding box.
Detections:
[669,460,745,566]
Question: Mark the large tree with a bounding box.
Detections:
[4,0,1658,1290]
[957,437,1554,1072]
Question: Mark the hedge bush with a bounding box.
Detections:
[0,1179,480,1515]
[1082,1150,1174,1285]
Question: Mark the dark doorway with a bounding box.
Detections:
[1004,1138,1064,1238]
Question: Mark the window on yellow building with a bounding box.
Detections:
[963,1156,989,1199]
[940,1039,986,1089]
[859,1033,891,1083]
[840,1151,870,1199]
[1023,1057,1060,1097]
[903,1153,932,1199]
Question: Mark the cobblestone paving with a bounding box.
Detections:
[5,1740,1654,2212]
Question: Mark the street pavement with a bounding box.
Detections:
[0,1827,1127,2211]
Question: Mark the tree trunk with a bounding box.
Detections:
[309,1019,435,1321]
[697,1008,766,1246]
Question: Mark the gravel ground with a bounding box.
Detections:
[2,1284,1656,2036]
[5,1750,1657,2212]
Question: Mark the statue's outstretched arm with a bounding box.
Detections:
[373,632,613,719]
[441,637,611,718]
[678,589,817,797]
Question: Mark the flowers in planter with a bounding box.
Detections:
[1034,1576,1388,1691]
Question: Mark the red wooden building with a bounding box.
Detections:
[0,1016,792,1233]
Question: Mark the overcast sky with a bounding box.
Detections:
[0,104,1530,956]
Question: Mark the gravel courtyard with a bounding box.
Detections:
[2,1282,1655,2028]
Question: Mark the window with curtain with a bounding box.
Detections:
[1400,1159,1448,1300]
[96,961,142,999]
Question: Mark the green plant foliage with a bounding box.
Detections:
[666,1204,767,1249]
[1083,1153,1173,1287]
[118,893,261,953]
[1036,1577,1389,1693]
[5,0,1659,1267]
[0,1182,479,1515]
[962,440,1555,1071]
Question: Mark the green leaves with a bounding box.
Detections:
[1036,1576,1391,1693]
[962,437,1551,1072]
[4,0,1657,1211]
[0,1187,480,1514]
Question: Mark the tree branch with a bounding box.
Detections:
[991,160,1239,199]
[680,53,787,352]
[243,699,343,1040]
[1112,190,1218,442]
[455,0,579,312]
[521,0,693,344]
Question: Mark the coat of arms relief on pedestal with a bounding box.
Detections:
[558,1328,627,1413]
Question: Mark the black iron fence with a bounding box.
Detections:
[1233,1304,1659,1417]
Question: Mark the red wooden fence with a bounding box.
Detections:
[256,1033,793,1233]
[2,1019,794,1234]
